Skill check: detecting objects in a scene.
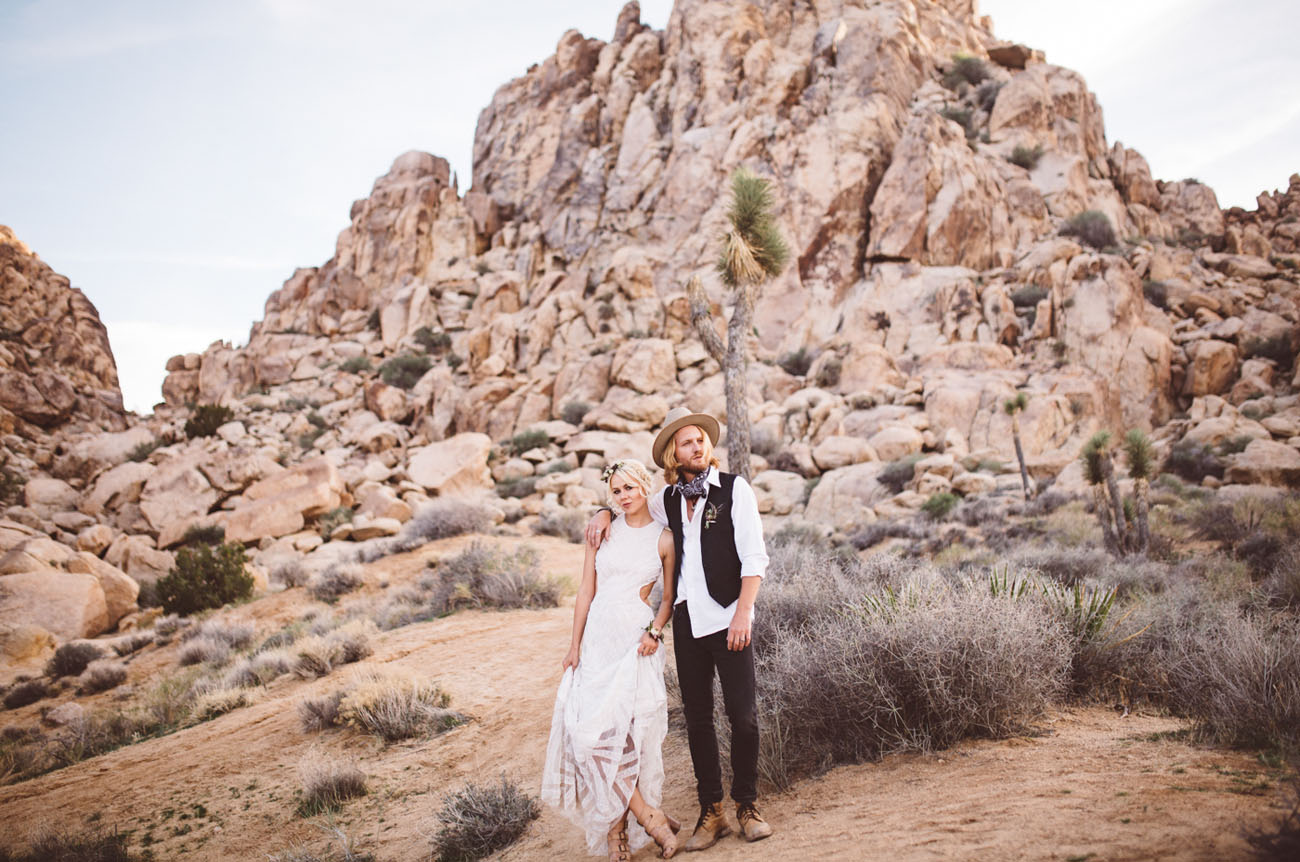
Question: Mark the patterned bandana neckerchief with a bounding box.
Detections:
[675,467,711,500]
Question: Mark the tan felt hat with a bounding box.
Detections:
[652,406,721,468]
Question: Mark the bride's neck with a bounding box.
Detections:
[623,506,652,527]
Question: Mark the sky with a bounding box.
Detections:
[1,0,1296,414]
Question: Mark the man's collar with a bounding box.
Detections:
[707,466,721,486]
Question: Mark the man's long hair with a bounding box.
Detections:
[662,426,721,485]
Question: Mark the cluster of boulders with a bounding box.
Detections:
[3,0,1299,679]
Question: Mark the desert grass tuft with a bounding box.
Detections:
[296,750,367,817]
[78,660,128,694]
[430,774,540,862]
[336,668,462,742]
[0,825,135,861]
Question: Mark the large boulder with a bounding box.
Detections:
[1184,339,1239,396]
[66,552,139,628]
[223,457,346,544]
[1225,440,1300,487]
[804,462,887,532]
[81,460,155,516]
[610,339,677,394]
[0,571,109,639]
[407,432,493,495]
[139,455,221,535]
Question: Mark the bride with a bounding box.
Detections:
[542,459,681,860]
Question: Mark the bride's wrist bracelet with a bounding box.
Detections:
[644,623,664,642]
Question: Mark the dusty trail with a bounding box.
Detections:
[0,535,1289,861]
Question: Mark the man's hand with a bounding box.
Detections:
[726,609,752,651]
[585,509,612,548]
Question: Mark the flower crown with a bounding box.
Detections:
[601,460,625,482]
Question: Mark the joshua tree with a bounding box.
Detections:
[1081,431,1123,556]
[1003,391,1033,501]
[687,168,790,481]
[1122,429,1156,555]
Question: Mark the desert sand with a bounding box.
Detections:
[0,534,1291,861]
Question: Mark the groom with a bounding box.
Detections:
[588,406,772,849]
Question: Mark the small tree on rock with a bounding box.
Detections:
[687,168,789,481]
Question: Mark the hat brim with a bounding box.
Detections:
[653,412,721,468]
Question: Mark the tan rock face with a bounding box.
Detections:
[0,226,126,434]
[407,432,493,495]
[66,552,139,628]
[1225,439,1300,487]
[0,570,109,640]
[223,457,346,544]
[1184,340,1239,396]
[804,462,886,532]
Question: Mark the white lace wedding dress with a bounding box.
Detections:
[541,515,669,855]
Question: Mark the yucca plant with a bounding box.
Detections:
[1122,429,1155,555]
[1003,391,1032,501]
[687,168,790,480]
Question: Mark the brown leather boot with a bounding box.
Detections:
[683,801,731,852]
[736,802,773,842]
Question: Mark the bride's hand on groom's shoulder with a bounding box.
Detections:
[563,645,580,670]
[585,509,612,547]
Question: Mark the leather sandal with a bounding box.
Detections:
[638,807,679,858]
[607,820,631,862]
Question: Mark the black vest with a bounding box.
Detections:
[665,470,743,607]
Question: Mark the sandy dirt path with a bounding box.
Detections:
[0,534,1291,861]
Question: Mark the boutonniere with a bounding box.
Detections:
[703,501,725,531]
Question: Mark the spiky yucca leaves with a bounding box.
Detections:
[1003,392,1032,501]
[717,169,789,287]
[1123,430,1156,554]
[688,167,790,481]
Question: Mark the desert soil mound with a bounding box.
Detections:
[0,535,1290,861]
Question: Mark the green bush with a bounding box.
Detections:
[1059,210,1118,250]
[879,455,923,494]
[340,356,372,374]
[180,523,225,548]
[379,353,432,389]
[939,106,976,140]
[560,400,592,426]
[508,429,550,456]
[184,404,235,439]
[316,506,354,539]
[778,347,813,377]
[1166,439,1225,483]
[156,543,254,616]
[1010,284,1048,307]
[921,492,960,521]
[126,439,163,463]
[0,468,24,507]
[1008,144,1044,170]
[414,326,452,354]
[942,54,989,90]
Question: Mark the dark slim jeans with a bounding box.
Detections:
[672,601,759,806]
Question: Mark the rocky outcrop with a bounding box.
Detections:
[0,226,126,434]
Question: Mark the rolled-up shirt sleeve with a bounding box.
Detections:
[730,476,769,579]
[648,485,669,528]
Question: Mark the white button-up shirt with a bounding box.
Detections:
[648,467,768,638]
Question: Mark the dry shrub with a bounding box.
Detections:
[1163,611,1300,749]
[753,562,1071,789]
[308,563,365,602]
[177,636,232,667]
[0,826,134,862]
[267,824,374,862]
[424,543,561,613]
[191,684,250,721]
[430,774,540,862]
[298,691,344,732]
[110,633,153,657]
[292,621,375,679]
[78,660,128,694]
[358,500,493,562]
[181,617,256,649]
[531,510,585,544]
[296,750,367,817]
[337,668,461,742]
[1009,545,1110,586]
[45,643,102,679]
[273,560,310,588]
[3,679,49,710]
[224,649,294,688]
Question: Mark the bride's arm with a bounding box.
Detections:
[648,530,676,637]
[564,541,598,670]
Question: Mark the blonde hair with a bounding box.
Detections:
[661,426,720,485]
[604,458,655,512]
